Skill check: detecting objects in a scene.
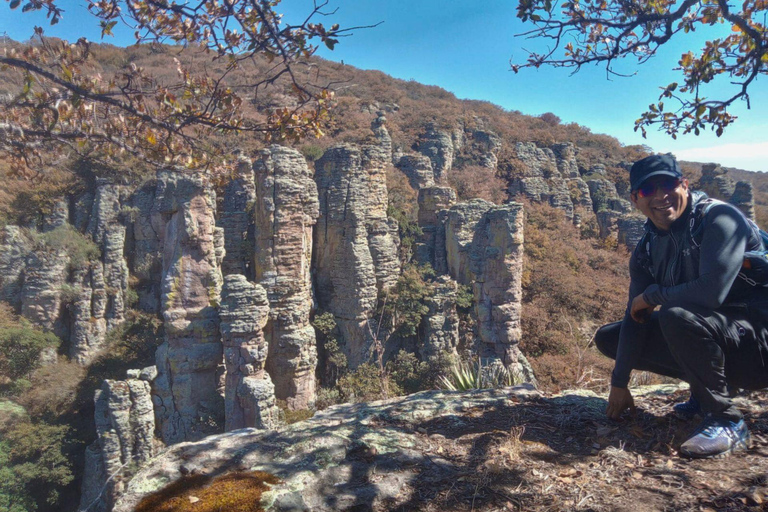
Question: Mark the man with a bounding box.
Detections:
[594,154,768,458]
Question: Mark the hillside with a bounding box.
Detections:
[0,40,765,512]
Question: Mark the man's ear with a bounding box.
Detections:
[630,191,638,207]
[681,178,689,191]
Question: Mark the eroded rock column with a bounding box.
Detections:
[79,375,155,512]
[151,170,224,444]
[221,274,278,430]
[253,146,319,410]
[221,157,256,278]
[314,145,379,368]
[71,180,130,364]
[444,199,534,383]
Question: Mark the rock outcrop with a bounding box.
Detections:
[20,247,68,334]
[220,158,256,278]
[79,375,156,512]
[415,186,456,271]
[220,274,278,431]
[127,182,163,314]
[314,145,379,368]
[395,154,435,190]
[419,275,460,363]
[0,226,31,303]
[314,142,401,368]
[508,142,575,220]
[699,163,755,220]
[444,200,534,382]
[70,180,130,364]
[151,170,224,445]
[112,386,541,512]
[252,146,319,410]
[418,123,454,182]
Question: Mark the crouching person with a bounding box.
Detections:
[595,154,768,458]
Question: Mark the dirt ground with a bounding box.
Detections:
[379,387,768,512]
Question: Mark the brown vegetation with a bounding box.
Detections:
[135,471,281,512]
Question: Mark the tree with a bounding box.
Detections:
[0,0,357,176]
[513,0,767,138]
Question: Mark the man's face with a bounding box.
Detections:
[630,176,689,231]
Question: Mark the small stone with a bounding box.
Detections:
[189,496,200,503]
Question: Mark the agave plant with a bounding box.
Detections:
[439,358,523,391]
[439,359,482,391]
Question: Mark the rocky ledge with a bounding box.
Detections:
[114,384,768,512]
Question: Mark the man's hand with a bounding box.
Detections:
[606,386,636,420]
[630,294,654,323]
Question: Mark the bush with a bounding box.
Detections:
[0,324,60,397]
[33,225,100,270]
[385,350,432,395]
[0,419,73,512]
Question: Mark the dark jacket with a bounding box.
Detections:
[611,191,765,388]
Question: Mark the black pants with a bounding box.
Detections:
[594,301,768,421]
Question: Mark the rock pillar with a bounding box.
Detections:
[151,170,224,444]
[252,146,319,410]
[220,274,278,430]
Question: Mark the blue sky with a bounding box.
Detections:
[2,0,767,171]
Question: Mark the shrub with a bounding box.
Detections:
[385,350,432,395]
[0,324,60,396]
[337,363,385,403]
[0,419,73,512]
[33,225,101,270]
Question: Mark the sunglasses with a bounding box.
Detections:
[635,177,682,198]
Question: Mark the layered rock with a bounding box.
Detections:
[699,163,755,220]
[371,112,393,160]
[79,375,156,512]
[418,123,454,181]
[415,186,457,271]
[220,158,256,278]
[469,129,502,169]
[396,154,435,190]
[0,226,31,303]
[70,180,130,364]
[127,182,163,313]
[508,142,574,220]
[252,146,319,410]
[419,275,460,363]
[20,248,68,334]
[617,215,647,249]
[314,145,379,368]
[363,145,401,293]
[220,274,278,430]
[444,200,534,382]
[151,170,224,444]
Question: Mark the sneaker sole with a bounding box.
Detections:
[680,432,752,459]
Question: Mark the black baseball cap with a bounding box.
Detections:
[630,154,683,191]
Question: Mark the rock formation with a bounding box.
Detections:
[252,146,319,410]
[220,157,256,278]
[0,226,31,303]
[418,123,455,181]
[70,180,130,364]
[151,170,224,444]
[419,275,460,363]
[79,374,156,512]
[395,154,435,190]
[220,274,278,431]
[127,182,163,313]
[20,247,68,334]
[314,145,379,368]
[415,186,457,271]
[699,163,755,220]
[508,142,575,220]
[444,199,534,382]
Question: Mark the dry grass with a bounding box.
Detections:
[135,471,281,512]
